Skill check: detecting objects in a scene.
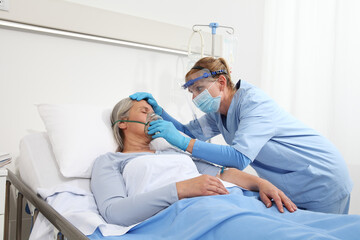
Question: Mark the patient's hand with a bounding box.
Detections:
[176,175,229,200]
[218,168,297,213]
[258,179,297,213]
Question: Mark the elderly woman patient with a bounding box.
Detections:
[90,98,360,240]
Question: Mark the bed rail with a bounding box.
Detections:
[4,169,89,240]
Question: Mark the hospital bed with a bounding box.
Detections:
[5,132,90,239]
[5,106,360,240]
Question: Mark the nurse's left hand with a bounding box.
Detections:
[129,92,163,115]
[148,120,191,151]
[258,179,297,213]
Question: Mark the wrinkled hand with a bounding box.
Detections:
[258,179,297,213]
[176,175,229,200]
[148,120,191,151]
[129,92,163,115]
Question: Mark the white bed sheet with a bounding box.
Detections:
[30,182,134,239]
[17,132,135,239]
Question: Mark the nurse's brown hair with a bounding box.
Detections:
[185,57,234,89]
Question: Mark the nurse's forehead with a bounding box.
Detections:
[188,70,204,79]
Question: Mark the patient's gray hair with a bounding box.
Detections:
[111,97,134,152]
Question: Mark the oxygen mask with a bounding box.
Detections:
[144,112,163,137]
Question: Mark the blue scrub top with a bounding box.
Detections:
[186,80,353,208]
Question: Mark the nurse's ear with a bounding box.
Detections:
[218,75,227,91]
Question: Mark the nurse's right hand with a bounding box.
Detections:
[129,92,163,115]
[176,175,229,200]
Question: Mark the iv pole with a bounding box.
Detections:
[190,23,235,143]
[192,22,235,57]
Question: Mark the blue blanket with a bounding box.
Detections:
[89,188,360,240]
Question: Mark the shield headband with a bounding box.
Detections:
[182,67,227,89]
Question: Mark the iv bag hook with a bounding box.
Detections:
[192,22,234,57]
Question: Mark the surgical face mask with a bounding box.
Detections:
[192,81,221,113]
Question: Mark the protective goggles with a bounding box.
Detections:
[182,66,227,89]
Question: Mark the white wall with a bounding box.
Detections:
[67,0,266,87]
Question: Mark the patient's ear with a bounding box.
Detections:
[118,121,127,130]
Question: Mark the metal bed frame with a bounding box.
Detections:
[4,170,89,240]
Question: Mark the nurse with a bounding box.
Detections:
[130,57,353,214]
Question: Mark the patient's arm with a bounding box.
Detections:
[91,154,180,227]
[218,168,297,213]
[192,158,297,213]
[91,153,228,227]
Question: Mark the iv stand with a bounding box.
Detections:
[192,23,235,57]
[190,23,235,143]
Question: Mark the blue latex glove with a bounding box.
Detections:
[147,120,191,151]
[129,92,163,115]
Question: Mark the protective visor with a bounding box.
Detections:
[182,67,227,89]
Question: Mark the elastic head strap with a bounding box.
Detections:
[192,66,228,76]
[112,120,148,127]
[182,67,228,89]
[182,72,211,89]
[211,69,227,76]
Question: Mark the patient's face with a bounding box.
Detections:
[127,100,154,139]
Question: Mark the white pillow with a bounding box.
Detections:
[37,104,117,178]
[37,104,175,178]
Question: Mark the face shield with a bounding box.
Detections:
[188,78,217,98]
[183,69,216,112]
[192,80,221,113]
[183,67,227,89]
[184,68,226,112]
[183,68,215,90]
[180,68,226,139]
